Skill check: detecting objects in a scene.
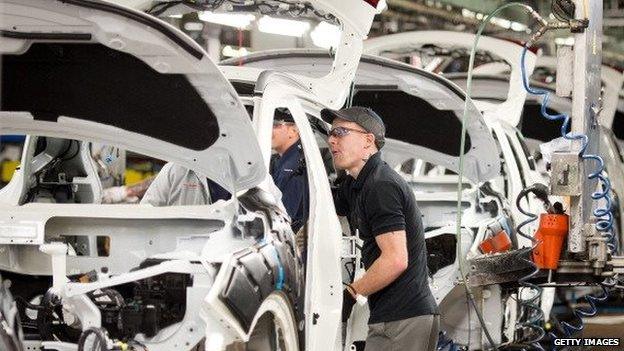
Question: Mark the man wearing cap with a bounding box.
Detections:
[270,108,309,233]
[322,106,439,351]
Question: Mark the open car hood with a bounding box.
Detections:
[0,0,265,192]
[221,50,500,183]
[363,30,536,126]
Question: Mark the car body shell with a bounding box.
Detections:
[0,0,384,350]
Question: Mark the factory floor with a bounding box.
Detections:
[575,315,624,351]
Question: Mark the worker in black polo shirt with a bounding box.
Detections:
[321,106,439,351]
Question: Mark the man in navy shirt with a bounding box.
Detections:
[270,109,308,233]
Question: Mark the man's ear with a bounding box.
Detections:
[366,133,375,148]
[291,126,300,138]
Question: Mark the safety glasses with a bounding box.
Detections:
[328,126,369,138]
[273,120,295,128]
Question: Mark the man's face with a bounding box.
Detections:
[272,121,298,150]
[328,118,374,171]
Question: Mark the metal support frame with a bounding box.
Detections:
[567,0,603,254]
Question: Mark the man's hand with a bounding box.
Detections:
[342,287,356,322]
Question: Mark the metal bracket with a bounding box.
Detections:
[607,256,624,274]
[550,152,582,196]
[587,230,609,274]
[557,255,624,277]
[570,19,589,33]
[467,248,535,287]
[341,236,360,259]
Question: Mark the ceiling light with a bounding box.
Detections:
[222,45,250,58]
[184,22,204,31]
[490,17,511,29]
[462,9,475,19]
[311,21,341,49]
[198,11,255,29]
[257,16,310,37]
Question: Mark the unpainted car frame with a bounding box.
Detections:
[217,37,533,347]
[0,0,384,350]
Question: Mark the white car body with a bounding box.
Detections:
[362,30,566,347]
[0,0,385,350]
[363,31,545,248]
[219,48,540,349]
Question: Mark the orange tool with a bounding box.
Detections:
[479,230,512,254]
[532,213,569,269]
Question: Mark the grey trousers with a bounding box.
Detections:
[365,315,440,351]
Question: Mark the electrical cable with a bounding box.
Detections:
[146,0,335,22]
[61,140,80,161]
[77,327,108,351]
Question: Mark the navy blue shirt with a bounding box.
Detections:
[207,178,231,202]
[270,141,308,232]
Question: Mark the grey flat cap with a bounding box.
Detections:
[321,106,386,148]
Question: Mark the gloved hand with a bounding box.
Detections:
[342,288,356,323]
[294,225,307,253]
[101,186,127,204]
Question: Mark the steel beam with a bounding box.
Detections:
[568,0,603,253]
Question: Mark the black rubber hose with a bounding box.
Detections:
[77,327,108,351]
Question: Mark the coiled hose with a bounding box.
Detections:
[519,36,616,343]
[513,184,550,350]
[77,327,108,351]
[519,47,616,254]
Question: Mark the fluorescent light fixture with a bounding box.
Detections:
[462,9,475,19]
[184,22,204,31]
[257,16,310,37]
[311,21,341,49]
[490,17,512,29]
[199,11,255,29]
[222,45,250,58]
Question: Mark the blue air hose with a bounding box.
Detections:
[519,45,615,343]
[520,47,616,253]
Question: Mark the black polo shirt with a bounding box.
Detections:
[335,152,439,324]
